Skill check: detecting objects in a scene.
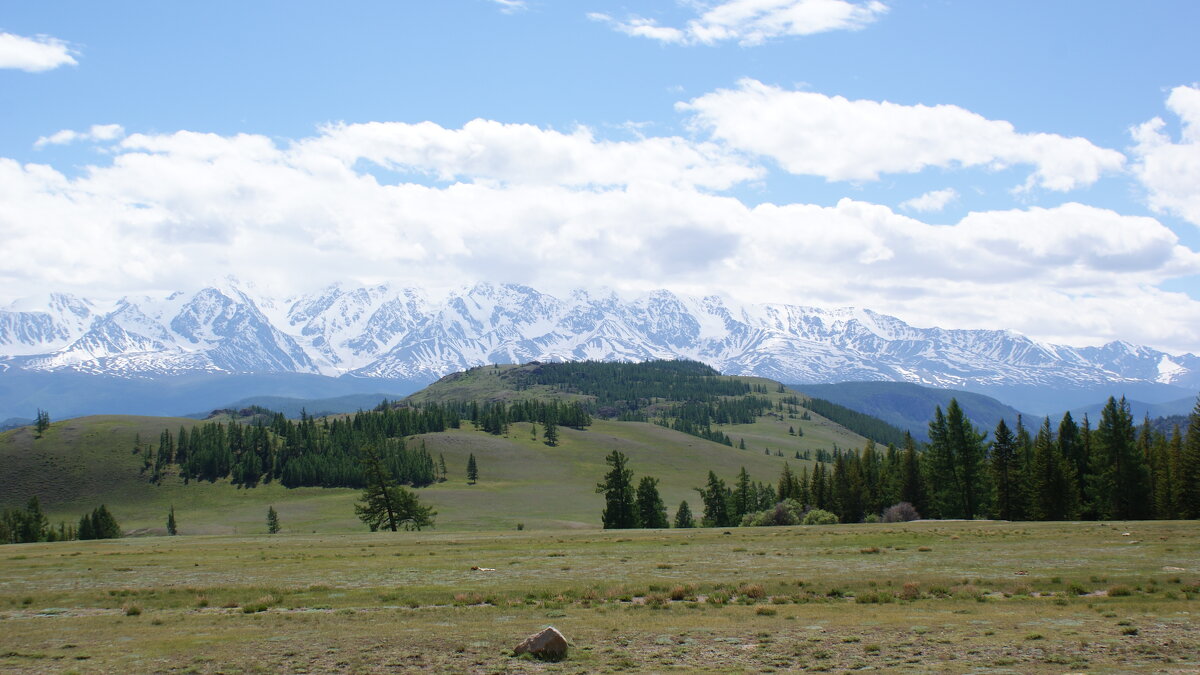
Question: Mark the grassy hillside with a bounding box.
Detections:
[2,361,873,534]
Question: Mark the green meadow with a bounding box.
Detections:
[1,520,1196,673]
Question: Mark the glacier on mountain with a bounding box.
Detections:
[1,281,1197,391]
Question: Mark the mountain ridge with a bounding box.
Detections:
[3,282,1198,415]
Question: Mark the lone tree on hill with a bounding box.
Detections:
[467,453,478,484]
[267,506,280,534]
[596,450,638,528]
[167,505,177,535]
[355,445,436,532]
[34,409,50,437]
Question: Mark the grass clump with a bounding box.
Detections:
[1107,584,1133,597]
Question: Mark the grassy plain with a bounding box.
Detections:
[1,520,1197,673]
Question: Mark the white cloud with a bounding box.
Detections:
[679,79,1126,190]
[1,120,1198,351]
[0,32,77,72]
[590,0,886,46]
[1131,84,1200,226]
[900,188,957,213]
[491,0,527,14]
[34,124,126,148]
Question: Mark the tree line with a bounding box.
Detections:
[597,395,1200,529]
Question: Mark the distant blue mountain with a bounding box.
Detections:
[795,381,1030,442]
[188,393,403,419]
[0,371,421,421]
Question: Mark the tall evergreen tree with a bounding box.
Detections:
[596,450,638,529]
[90,505,122,539]
[1029,417,1077,520]
[897,433,925,515]
[34,409,50,437]
[673,500,695,528]
[1089,397,1150,520]
[1058,412,1086,501]
[1180,399,1200,519]
[990,419,1022,520]
[355,445,436,531]
[732,467,754,520]
[635,476,669,529]
[466,453,478,484]
[696,471,732,527]
[167,505,178,535]
[267,505,281,534]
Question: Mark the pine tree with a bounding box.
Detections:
[90,505,122,539]
[635,476,669,528]
[990,419,1022,520]
[1090,397,1150,520]
[1180,398,1200,519]
[355,445,436,532]
[438,454,448,483]
[267,506,281,534]
[1029,417,1077,520]
[543,418,558,446]
[466,453,478,485]
[898,433,925,515]
[696,471,732,527]
[596,450,638,529]
[732,467,754,520]
[167,505,178,535]
[673,500,695,528]
[34,409,50,437]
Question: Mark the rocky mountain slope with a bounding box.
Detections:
[3,281,1198,398]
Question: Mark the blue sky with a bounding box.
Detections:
[2,1,1199,352]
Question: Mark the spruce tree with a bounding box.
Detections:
[1029,417,1077,520]
[732,467,754,520]
[267,506,281,534]
[1180,398,1200,519]
[34,409,50,437]
[635,476,669,529]
[673,500,695,528]
[898,433,925,515]
[438,454,448,482]
[90,505,122,539]
[596,450,638,529]
[466,453,478,485]
[1090,397,1150,520]
[696,471,732,527]
[167,505,178,535]
[543,418,559,446]
[990,419,1022,520]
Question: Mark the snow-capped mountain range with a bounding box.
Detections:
[2,281,1198,392]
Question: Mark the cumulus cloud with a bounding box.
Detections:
[1131,84,1200,226]
[900,188,957,213]
[0,31,77,72]
[679,79,1126,190]
[34,124,126,148]
[590,0,886,46]
[1,118,1198,351]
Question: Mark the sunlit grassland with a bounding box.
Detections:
[1,520,1196,673]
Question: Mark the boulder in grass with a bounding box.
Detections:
[514,626,569,661]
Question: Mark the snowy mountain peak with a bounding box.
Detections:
[0,284,1196,391]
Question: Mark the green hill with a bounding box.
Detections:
[2,361,873,534]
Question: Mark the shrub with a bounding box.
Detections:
[863,513,881,524]
[802,509,839,526]
[1107,585,1133,597]
[742,499,806,527]
[123,603,142,616]
[899,582,921,600]
[882,502,920,523]
[739,584,767,600]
